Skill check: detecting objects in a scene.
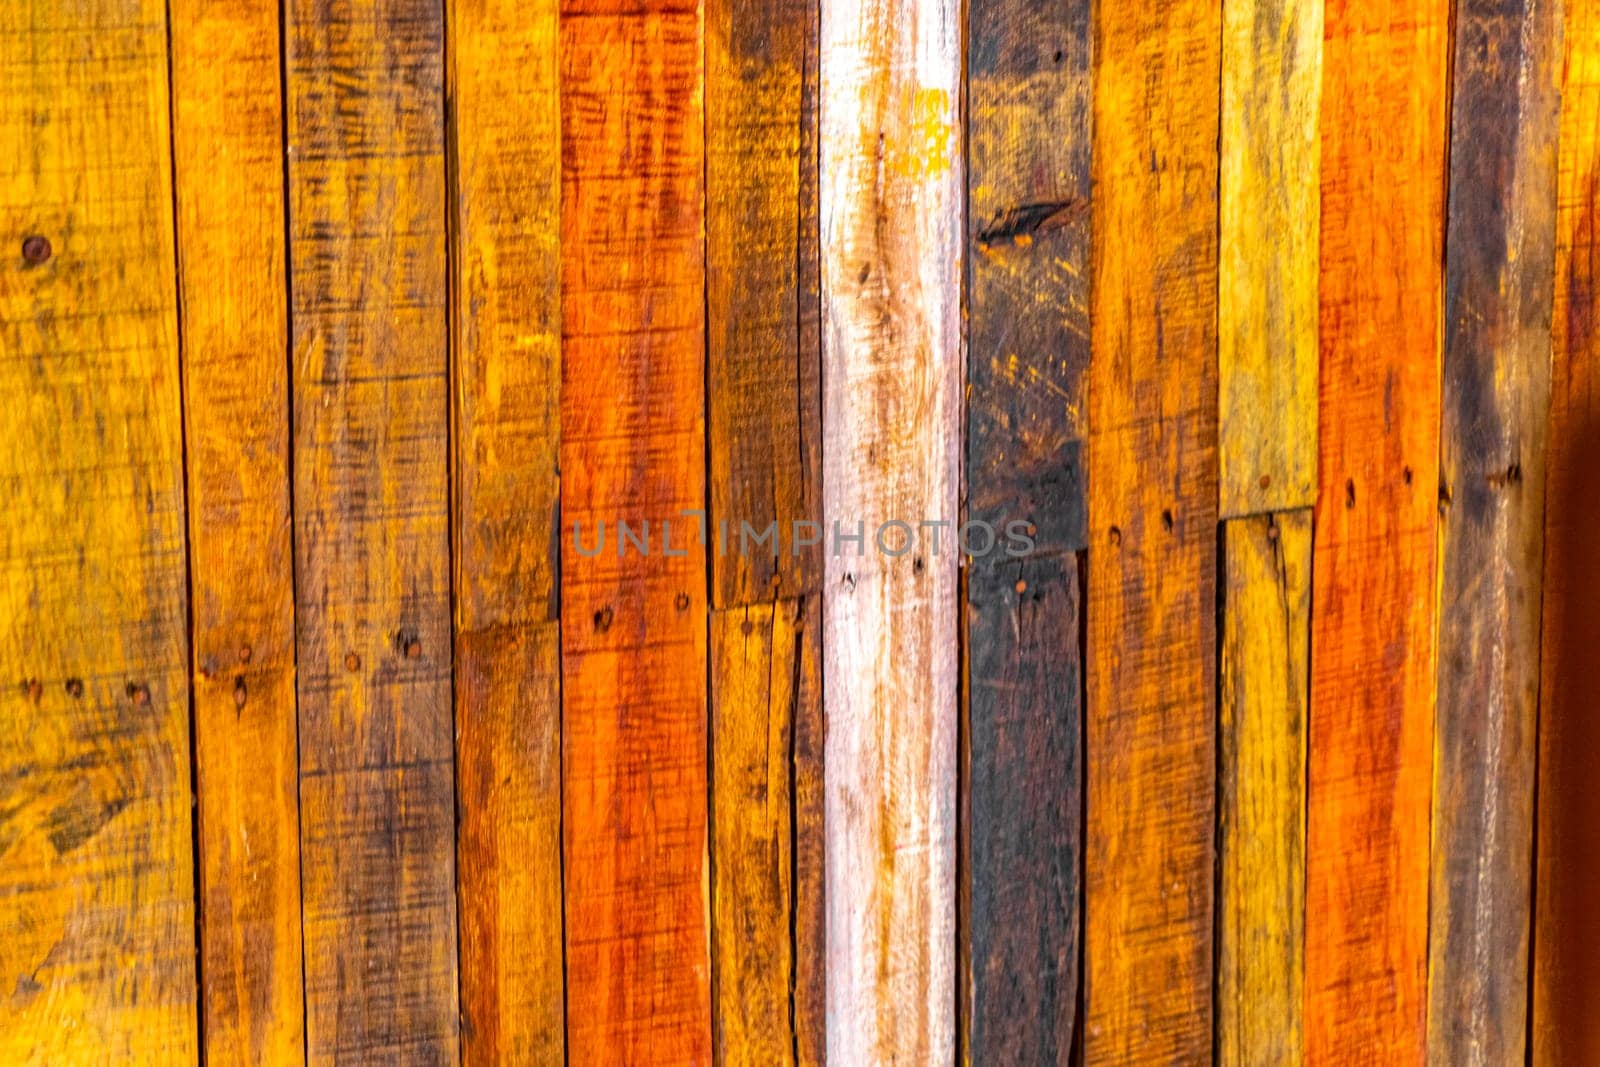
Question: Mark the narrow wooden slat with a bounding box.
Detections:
[710,599,822,1065]
[169,1,303,1062]
[705,0,825,1050]
[965,557,1081,1065]
[819,0,962,1053]
[1532,0,1600,1058]
[707,0,821,611]
[963,0,1089,1052]
[1218,0,1321,518]
[1218,510,1311,1067]
[1083,0,1219,1059]
[285,0,459,1060]
[448,0,564,1061]
[1428,0,1563,1058]
[558,0,711,1058]
[965,0,1091,557]
[1304,0,1447,1059]
[0,1,196,1061]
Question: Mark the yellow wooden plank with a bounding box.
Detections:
[1219,0,1321,518]
[169,2,304,1062]
[0,1,197,1061]
[1219,509,1310,1066]
[448,0,564,1060]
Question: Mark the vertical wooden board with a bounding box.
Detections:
[1218,510,1310,1067]
[1218,0,1321,518]
[448,0,564,1061]
[965,557,1081,1065]
[285,0,459,1061]
[819,0,962,1052]
[711,598,823,1065]
[1083,0,1219,1060]
[706,0,820,609]
[1305,0,1447,1060]
[0,1,197,1061]
[966,0,1091,556]
[169,2,304,1063]
[1429,0,1563,1060]
[455,626,562,1065]
[1532,0,1600,1059]
[558,0,711,1059]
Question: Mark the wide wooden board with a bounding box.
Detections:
[285,0,460,1059]
[449,0,565,1059]
[1084,0,1220,1059]
[170,1,304,1062]
[1304,0,1447,1059]
[1219,510,1311,1067]
[0,1,197,1060]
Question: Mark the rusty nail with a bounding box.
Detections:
[675,592,690,611]
[65,678,84,699]
[21,235,51,264]
[238,644,253,664]
[344,652,361,672]
[405,639,422,659]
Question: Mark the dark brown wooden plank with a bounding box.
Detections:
[1429,0,1563,1058]
[965,556,1081,1065]
[285,0,460,1060]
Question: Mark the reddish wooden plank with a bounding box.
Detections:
[558,0,712,1058]
[285,0,460,1059]
[1304,0,1448,1060]
[169,0,304,1061]
[1084,0,1220,1059]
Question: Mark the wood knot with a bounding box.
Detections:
[1345,479,1356,509]
[22,678,42,704]
[1161,509,1174,533]
[344,652,361,672]
[126,682,150,707]
[237,644,253,665]
[65,678,84,699]
[593,605,614,633]
[233,676,247,710]
[674,592,690,611]
[1108,525,1121,547]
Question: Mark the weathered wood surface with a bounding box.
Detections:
[820,0,962,1052]
[558,0,712,1058]
[1218,0,1321,518]
[963,0,1089,1058]
[285,0,460,1060]
[1533,1,1600,1059]
[1305,0,1447,1060]
[169,1,303,1063]
[711,600,823,1065]
[966,0,1091,557]
[965,558,1081,1065]
[0,2,197,1061]
[705,0,826,1051]
[1084,0,1220,1059]
[1218,510,1311,1067]
[448,0,565,1061]
[1429,1,1563,1061]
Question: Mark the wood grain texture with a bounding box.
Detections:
[1219,0,1321,518]
[711,599,823,1065]
[1219,510,1310,1067]
[1532,0,1600,1058]
[558,0,712,1058]
[169,1,303,1063]
[965,556,1081,1065]
[285,0,460,1060]
[1305,0,1447,1060]
[1083,0,1219,1060]
[1429,0,1563,1060]
[966,0,1091,556]
[707,0,821,609]
[819,0,962,1052]
[448,0,565,1060]
[0,1,197,1060]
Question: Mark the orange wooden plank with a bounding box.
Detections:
[1304,0,1448,1060]
[0,2,198,1060]
[1084,0,1220,1059]
[819,0,963,1052]
[558,0,712,1058]
[1532,0,1600,1059]
[285,0,460,1059]
[448,0,565,1059]
[169,1,304,1062]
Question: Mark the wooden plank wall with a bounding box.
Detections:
[4,0,1599,1062]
